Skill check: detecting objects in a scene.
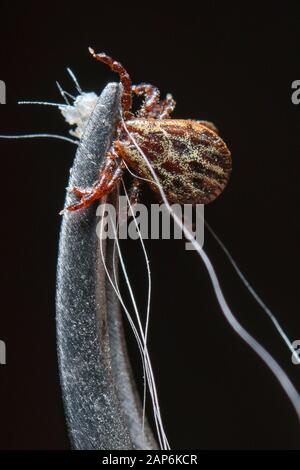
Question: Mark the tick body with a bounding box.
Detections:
[67,49,231,211]
[120,119,231,204]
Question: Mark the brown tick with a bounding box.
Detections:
[67,48,232,211]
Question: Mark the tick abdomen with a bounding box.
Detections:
[120,119,232,204]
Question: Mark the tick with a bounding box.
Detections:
[66,48,232,211]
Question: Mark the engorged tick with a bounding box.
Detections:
[66,48,232,211]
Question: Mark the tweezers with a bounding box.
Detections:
[56,82,156,450]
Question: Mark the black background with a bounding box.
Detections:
[0,2,300,450]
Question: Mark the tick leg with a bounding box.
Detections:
[133,84,176,119]
[132,83,160,117]
[128,178,143,207]
[69,179,108,198]
[89,48,133,118]
[69,187,91,197]
[158,93,176,119]
[66,153,125,212]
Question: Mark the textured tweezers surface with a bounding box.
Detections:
[56,83,156,450]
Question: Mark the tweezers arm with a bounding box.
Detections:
[56,83,156,450]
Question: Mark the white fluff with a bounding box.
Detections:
[59,92,98,139]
